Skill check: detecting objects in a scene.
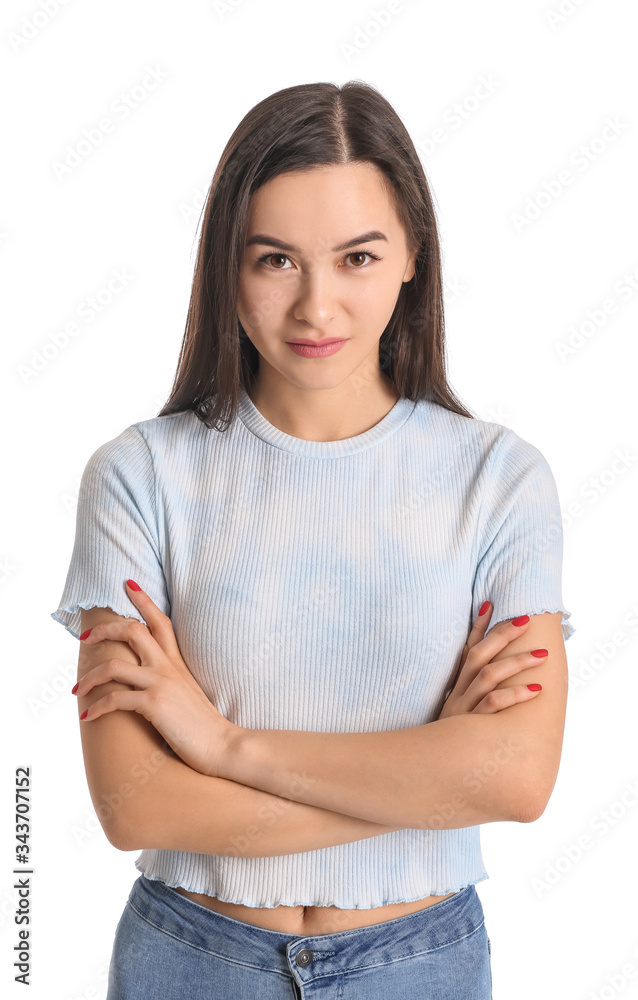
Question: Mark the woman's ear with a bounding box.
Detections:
[402,240,419,282]
[403,254,417,282]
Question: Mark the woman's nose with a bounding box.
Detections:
[292,270,338,328]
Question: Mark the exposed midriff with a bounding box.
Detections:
[171,886,457,935]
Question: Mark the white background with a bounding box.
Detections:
[2,0,637,997]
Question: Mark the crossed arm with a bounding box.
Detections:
[76,607,568,857]
[220,611,568,830]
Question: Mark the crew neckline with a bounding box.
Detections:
[236,382,417,457]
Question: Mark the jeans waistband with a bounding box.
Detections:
[127,874,485,978]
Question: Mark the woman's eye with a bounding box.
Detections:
[260,253,290,269]
[345,251,373,267]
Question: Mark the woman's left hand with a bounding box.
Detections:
[74,580,240,778]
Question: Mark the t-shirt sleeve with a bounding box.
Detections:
[471,429,575,642]
[50,424,171,640]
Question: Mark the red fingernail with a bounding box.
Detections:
[479,601,490,616]
[71,682,79,694]
[527,683,542,691]
[80,709,88,720]
[531,649,548,657]
[127,579,141,591]
[79,628,92,640]
[512,615,530,626]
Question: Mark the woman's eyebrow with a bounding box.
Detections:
[245,230,389,253]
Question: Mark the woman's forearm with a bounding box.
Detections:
[125,744,403,857]
[75,623,402,859]
[215,614,569,830]
[217,714,531,830]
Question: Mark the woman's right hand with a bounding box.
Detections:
[437,602,548,719]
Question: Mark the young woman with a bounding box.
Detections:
[52,80,574,998]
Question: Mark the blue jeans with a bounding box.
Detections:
[107,874,493,998]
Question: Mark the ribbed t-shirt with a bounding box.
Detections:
[51,383,575,909]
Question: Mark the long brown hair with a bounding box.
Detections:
[158,80,475,430]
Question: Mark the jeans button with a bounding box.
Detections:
[296,948,313,967]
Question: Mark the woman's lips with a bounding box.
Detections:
[286,340,347,358]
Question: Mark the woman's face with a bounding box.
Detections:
[237,162,416,394]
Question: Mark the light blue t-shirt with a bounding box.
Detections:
[51,383,574,908]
